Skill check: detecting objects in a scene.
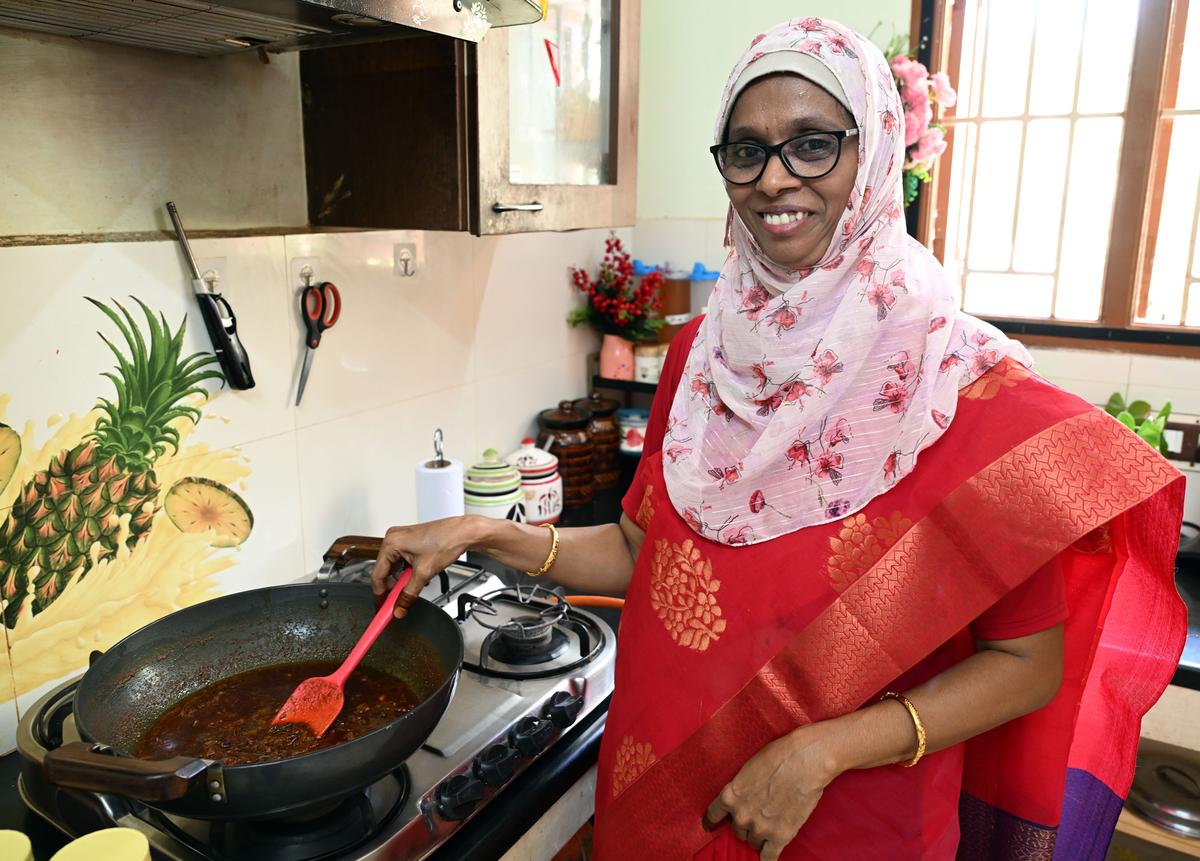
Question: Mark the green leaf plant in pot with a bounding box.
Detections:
[1105,392,1172,455]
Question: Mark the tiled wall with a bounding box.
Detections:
[0,227,614,751]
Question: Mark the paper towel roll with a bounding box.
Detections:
[415,457,465,523]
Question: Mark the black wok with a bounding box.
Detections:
[40,580,463,821]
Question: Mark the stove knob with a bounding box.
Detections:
[510,715,554,756]
[474,743,520,786]
[436,773,485,821]
[543,690,584,728]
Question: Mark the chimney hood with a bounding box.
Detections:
[0,0,542,56]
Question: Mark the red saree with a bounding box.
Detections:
[592,319,1186,860]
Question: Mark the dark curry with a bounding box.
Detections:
[132,661,421,765]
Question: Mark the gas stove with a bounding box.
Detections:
[16,548,616,860]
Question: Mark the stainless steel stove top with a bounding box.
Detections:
[16,557,616,860]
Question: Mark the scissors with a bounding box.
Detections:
[295,278,341,406]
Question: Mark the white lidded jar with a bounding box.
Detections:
[505,438,563,525]
[464,449,526,522]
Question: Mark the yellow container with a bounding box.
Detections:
[49,828,149,861]
[0,830,32,861]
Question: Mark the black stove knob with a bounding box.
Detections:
[474,743,520,786]
[436,773,485,821]
[543,690,584,728]
[510,715,554,756]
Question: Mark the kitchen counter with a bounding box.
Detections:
[1173,564,1200,691]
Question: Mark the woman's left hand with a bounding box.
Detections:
[703,722,842,860]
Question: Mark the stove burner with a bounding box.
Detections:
[488,621,570,665]
[465,583,569,638]
[153,769,409,861]
[457,585,607,680]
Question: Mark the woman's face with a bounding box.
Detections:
[723,75,858,269]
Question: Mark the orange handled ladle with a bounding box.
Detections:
[272,568,414,738]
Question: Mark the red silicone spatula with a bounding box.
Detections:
[272,568,414,738]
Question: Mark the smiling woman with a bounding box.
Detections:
[715,75,859,269]
[368,16,1188,861]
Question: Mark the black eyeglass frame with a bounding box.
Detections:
[709,129,860,185]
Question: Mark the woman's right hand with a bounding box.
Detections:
[371,516,485,617]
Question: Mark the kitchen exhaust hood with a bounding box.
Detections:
[0,0,542,56]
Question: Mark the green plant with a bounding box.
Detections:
[1105,392,1171,455]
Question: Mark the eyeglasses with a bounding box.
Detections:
[709,129,859,185]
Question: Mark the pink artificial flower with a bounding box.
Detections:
[931,72,957,108]
[904,108,927,148]
[909,127,946,166]
[901,81,929,111]
[891,55,929,89]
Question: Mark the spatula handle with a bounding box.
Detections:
[329,569,413,687]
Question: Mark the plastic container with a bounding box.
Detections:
[689,262,720,319]
[50,829,149,861]
[0,831,32,861]
[658,267,692,344]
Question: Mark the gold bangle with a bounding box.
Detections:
[881,691,926,768]
[526,523,560,577]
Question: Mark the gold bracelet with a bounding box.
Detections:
[881,691,927,768]
[526,523,560,577]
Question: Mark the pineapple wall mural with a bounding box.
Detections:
[0,298,256,704]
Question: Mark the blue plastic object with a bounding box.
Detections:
[690,262,720,281]
[633,259,661,277]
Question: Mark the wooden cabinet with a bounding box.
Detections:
[300,0,638,235]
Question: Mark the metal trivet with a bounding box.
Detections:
[456,586,606,680]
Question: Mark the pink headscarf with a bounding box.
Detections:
[662,18,1031,546]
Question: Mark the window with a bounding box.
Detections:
[922,0,1200,342]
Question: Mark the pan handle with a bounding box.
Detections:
[44,742,223,803]
[325,535,383,563]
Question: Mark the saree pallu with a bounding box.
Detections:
[592,336,1186,860]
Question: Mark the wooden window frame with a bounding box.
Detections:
[913,0,1200,355]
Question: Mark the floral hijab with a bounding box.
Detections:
[662,18,1031,546]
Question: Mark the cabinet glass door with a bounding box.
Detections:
[507,0,613,186]
[473,0,637,234]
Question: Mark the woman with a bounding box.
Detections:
[372,18,1186,860]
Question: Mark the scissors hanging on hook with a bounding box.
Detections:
[295,275,341,406]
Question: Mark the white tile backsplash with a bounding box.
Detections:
[0,225,618,747]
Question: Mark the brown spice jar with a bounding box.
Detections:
[572,392,621,490]
[537,400,594,507]
[657,272,692,345]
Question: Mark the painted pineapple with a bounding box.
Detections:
[0,298,222,628]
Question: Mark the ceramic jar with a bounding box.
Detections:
[463,449,526,522]
[572,391,622,490]
[537,400,594,508]
[618,408,650,455]
[505,438,563,525]
[599,334,635,380]
[634,342,661,383]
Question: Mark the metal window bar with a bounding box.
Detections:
[958,0,991,309]
[1181,155,1200,324]
[1004,10,1042,278]
[947,0,1116,321]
